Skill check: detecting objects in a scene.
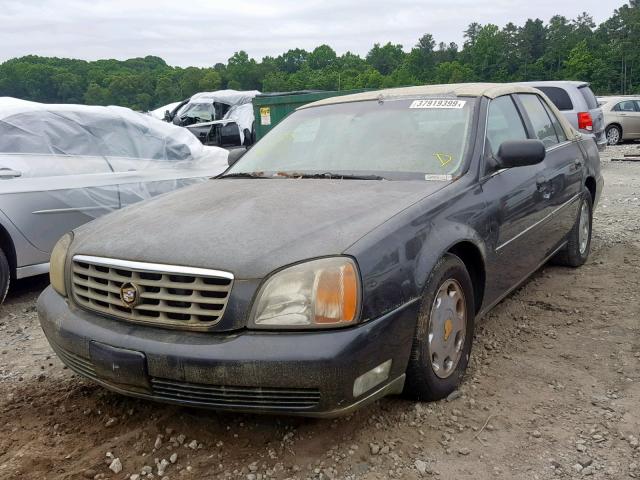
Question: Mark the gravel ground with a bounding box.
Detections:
[1,144,639,480]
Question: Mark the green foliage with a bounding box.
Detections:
[308,45,337,70]
[366,42,405,75]
[0,2,637,109]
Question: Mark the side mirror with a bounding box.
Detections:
[496,139,546,168]
[163,110,172,122]
[227,147,247,167]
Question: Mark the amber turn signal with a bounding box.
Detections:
[315,261,358,324]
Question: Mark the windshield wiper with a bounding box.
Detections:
[217,172,269,179]
[279,172,385,180]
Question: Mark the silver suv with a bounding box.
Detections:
[519,81,606,150]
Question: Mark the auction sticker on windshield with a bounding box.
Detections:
[409,99,466,109]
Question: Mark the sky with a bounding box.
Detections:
[0,0,622,67]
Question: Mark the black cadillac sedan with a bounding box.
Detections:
[38,83,603,416]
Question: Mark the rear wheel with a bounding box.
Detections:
[606,125,621,146]
[405,254,475,401]
[0,248,10,304]
[555,188,593,267]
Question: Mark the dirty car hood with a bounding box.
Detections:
[71,179,446,279]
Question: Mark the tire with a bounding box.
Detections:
[554,188,593,268]
[404,254,475,401]
[0,248,10,304]
[606,125,621,146]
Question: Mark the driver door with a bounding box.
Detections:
[479,95,548,304]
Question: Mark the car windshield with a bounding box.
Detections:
[177,102,215,121]
[228,97,476,180]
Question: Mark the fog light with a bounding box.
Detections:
[352,359,392,398]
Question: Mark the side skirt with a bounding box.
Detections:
[476,241,567,320]
[16,262,49,279]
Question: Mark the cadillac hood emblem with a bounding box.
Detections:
[120,282,140,308]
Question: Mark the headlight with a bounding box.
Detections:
[250,257,360,329]
[50,232,73,296]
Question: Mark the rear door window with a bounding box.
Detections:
[536,87,573,111]
[578,85,598,110]
[517,94,560,147]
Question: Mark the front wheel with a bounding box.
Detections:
[404,254,475,401]
[0,248,10,304]
[555,188,593,267]
[606,125,621,146]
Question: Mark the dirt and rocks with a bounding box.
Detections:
[1,144,639,480]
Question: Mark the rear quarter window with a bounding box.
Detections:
[578,86,598,110]
[536,87,573,111]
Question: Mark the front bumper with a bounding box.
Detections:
[38,287,418,417]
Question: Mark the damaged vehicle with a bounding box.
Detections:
[165,90,260,147]
[148,101,181,121]
[0,97,228,303]
[38,84,603,416]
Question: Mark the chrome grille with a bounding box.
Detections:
[71,255,233,330]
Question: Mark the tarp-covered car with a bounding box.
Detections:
[38,83,602,416]
[0,97,228,302]
[167,90,260,147]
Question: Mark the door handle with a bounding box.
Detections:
[536,175,551,199]
[0,168,22,179]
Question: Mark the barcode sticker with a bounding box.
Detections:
[424,174,453,181]
[410,99,466,109]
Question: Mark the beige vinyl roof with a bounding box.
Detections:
[299,82,580,140]
[299,83,544,109]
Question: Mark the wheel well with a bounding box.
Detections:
[606,122,622,134]
[447,241,485,314]
[585,176,596,203]
[0,223,17,276]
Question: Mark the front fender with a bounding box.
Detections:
[346,205,487,322]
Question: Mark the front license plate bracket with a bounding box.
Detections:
[89,341,150,390]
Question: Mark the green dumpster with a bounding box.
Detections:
[253,89,369,141]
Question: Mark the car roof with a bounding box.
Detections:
[298,82,580,140]
[518,80,590,88]
[299,83,545,109]
[598,96,640,102]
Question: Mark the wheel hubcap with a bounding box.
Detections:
[578,202,590,255]
[428,279,466,379]
[607,128,620,145]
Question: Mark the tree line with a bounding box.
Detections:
[0,2,637,111]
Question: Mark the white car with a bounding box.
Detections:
[0,98,229,302]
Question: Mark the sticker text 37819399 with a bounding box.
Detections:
[409,99,466,109]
